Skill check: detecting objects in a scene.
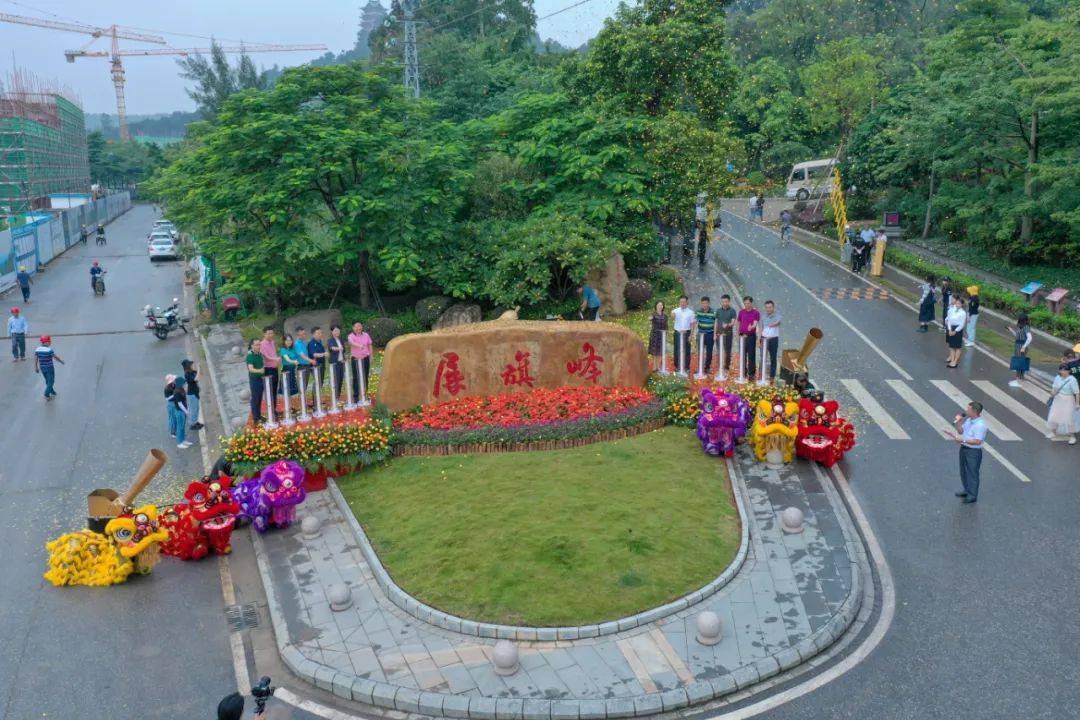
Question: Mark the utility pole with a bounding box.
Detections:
[401,0,420,98]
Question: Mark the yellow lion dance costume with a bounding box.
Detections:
[44,505,169,587]
[751,398,799,463]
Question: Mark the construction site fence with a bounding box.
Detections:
[0,191,131,292]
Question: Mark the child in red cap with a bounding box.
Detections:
[34,335,65,400]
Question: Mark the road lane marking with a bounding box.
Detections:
[839,379,911,440]
[930,380,1022,441]
[718,229,913,381]
[971,380,1049,435]
[886,380,1030,483]
[1020,382,1050,404]
[272,688,365,720]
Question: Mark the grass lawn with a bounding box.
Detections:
[337,428,740,626]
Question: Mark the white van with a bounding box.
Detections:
[785,158,837,201]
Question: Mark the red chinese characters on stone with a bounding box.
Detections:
[501,350,536,388]
[565,342,604,384]
[433,351,466,398]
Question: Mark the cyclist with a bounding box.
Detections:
[90,260,105,293]
[96,223,106,245]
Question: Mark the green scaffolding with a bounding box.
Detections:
[0,95,90,213]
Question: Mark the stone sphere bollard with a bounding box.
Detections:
[328,583,353,612]
[781,507,804,534]
[301,515,322,539]
[239,388,251,401]
[492,640,520,676]
[695,611,722,645]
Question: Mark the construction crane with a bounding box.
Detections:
[0,12,327,140]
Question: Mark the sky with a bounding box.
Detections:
[0,0,623,115]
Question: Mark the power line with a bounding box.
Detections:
[429,0,601,35]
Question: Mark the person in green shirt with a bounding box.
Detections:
[245,338,265,423]
[696,296,716,374]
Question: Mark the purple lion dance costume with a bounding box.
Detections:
[697,389,749,458]
[236,459,307,532]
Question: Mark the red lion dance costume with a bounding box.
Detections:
[161,478,241,560]
[796,398,856,467]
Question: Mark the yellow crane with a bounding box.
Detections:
[1,12,327,140]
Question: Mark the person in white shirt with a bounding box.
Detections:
[944,295,968,368]
[671,295,696,376]
[950,402,987,504]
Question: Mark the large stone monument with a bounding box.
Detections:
[378,320,649,411]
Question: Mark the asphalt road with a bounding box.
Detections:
[0,205,236,720]
[691,212,1079,719]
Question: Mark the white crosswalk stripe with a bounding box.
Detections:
[840,379,910,440]
[930,380,1022,441]
[971,380,1049,435]
[886,379,1031,483]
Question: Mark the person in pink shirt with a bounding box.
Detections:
[259,326,280,399]
[347,321,372,400]
[736,296,760,378]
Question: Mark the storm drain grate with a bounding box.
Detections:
[225,602,261,631]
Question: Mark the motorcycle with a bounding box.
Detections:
[143,298,190,340]
[92,270,107,296]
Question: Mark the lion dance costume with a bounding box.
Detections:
[796,398,856,467]
[161,477,241,560]
[44,505,169,587]
[697,389,750,457]
[236,459,307,532]
[751,398,799,463]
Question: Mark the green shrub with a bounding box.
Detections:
[415,295,453,327]
[366,316,404,347]
[624,278,653,309]
[649,267,681,295]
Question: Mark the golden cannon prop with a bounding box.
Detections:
[779,328,823,389]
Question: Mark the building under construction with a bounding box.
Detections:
[0,70,90,214]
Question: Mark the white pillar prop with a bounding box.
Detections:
[357,359,369,407]
[695,333,706,379]
[328,363,341,415]
[282,371,295,426]
[312,365,326,419]
[738,335,746,384]
[264,375,278,429]
[297,368,311,422]
[757,336,768,386]
[716,332,728,382]
[659,332,668,375]
[343,358,357,411]
[677,331,688,377]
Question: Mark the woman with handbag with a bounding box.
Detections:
[917,275,936,333]
[1045,364,1079,445]
[944,295,968,368]
[1007,314,1032,388]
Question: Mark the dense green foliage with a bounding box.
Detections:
[87,132,167,188]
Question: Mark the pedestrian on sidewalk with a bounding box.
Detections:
[181,359,203,430]
[259,326,279,400]
[647,301,667,372]
[348,322,373,401]
[747,195,756,220]
[1045,364,1079,445]
[917,275,937,332]
[716,295,737,376]
[940,278,952,329]
[15,266,31,303]
[8,308,27,362]
[951,402,986,504]
[327,325,345,400]
[945,295,968,369]
[671,296,695,375]
[169,375,192,448]
[1008,315,1032,388]
[696,296,716,373]
[738,296,761,379]
[164,373,177,435]
[964,286,980,346]
[33,335,63,399]
[245,339,264,424]
[761,300,781,381]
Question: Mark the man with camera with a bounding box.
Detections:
[217,676,273,719]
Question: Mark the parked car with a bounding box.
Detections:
[148,232,179,261]
[152,219,178,238]
[785,158,837,201]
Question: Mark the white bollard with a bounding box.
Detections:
[738,335,746,384]
[757,336,769,386]
[282,370,295,426]
[297,367,311,422]
[695,333,706,379]
[263,375,278,429]
[312,365,326,419]
[677,331,689,377]
[716,333,728,382]
[357,358,369,407]
[659,332,668,375]
[328,363,341,415]
[343,358,357,410]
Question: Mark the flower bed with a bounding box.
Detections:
[394,386,655,431]
[649,374,800,427]
[223,417,392,478]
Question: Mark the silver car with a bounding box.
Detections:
[148,232,179,261]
